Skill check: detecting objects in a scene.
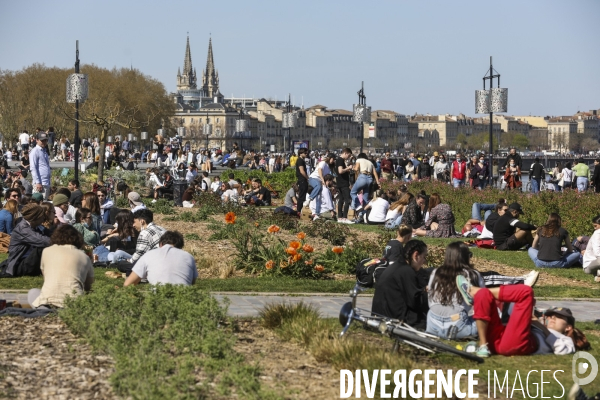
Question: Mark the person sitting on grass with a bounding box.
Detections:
[402,193,427,230]
[97,188,113,224]
[371,240,429,330]
[128,191,146,213]
[0,199,19,234]
[456,275,590,358]
[384,192,414,229]
[382,224,413,265]
[27,224,94,308]
[72,208,100,246]
[220,182,238,204]
[123,230,197,286]
[116,209,166,276]
[426,242,484,340]
[582,215,600,280]
[94,210,138,263]
[243,178,271,207]
[528,213,579,268]
[362,190,389,225]
[52,193,70,225]
[414,193,457,238]
[492,202,536,251]
[152,170,173,203]
[1,204,51,277]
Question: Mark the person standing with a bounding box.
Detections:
[450,153,467,188]
[30,131,51,200]
[529,157,545,194]
[591,159,600,194]
[18,130,30,157]
[572,159,590,192]
[380,152,394,181]
[46,127,56,158]
[295,148,310,217]
[336,148,353,224]
[504,147,522,169]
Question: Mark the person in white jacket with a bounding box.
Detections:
[309,174,335,219]
[582,215,600,277]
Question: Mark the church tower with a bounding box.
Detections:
[177,36,197,90]
[201,37,220,98]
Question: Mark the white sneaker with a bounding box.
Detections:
[345,219,355,224]
[337,218,346,223]
[524,270,540,287]
[151,199,157,203]
[312,215,320,221]
[303,199,310,207]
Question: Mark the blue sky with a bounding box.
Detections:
[1,0,598,116]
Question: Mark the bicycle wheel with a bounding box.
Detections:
[525,181,532,192]
[391,326,484,363]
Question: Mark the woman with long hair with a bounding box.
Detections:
[371,240,429,329]
[504,158,521,190]
[72,208,100,246]
[0,199,20,234]
[204,150,212,174]
[93,210,138,263]
[528,213,579,268]
[82,192,102,235]
[39,201,57,236]
[426,242,483,340]
[384,192,414,229]
[581,214,600,277]
[415,193,457,238]
[457,275,590,357]
[553,162,564,192]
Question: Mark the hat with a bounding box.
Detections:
[545,307,575,326]
[37,132,48,140]
[433,151,439,157]
[31,193,44,202]
[21,203,46,224]
[128,191,143,206]
[507,202,525,215]
[52,193,69,206]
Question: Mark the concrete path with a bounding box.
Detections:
[2,291,598,322]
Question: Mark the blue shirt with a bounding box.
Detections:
[0,209,14,234]
[30,144,51,186]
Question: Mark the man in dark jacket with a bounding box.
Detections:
[493,202,536,251]
[504,147,522,169]
[592,158,600,193]
[416,156,432,180]
[529,157,545,194]
[2,204,51,277]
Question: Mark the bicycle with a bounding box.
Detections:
[339,283,484,363]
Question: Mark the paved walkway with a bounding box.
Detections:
[2,291,598,322]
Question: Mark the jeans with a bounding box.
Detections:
[471,203,495,221]
[531,178,541,194]
[527,247,580,268]
[577,177,588,192]
[93,246,132,262]
[426,311,478,340]
[350,174,373,210]
[308,177,322,215]
[384,214,403,229]
[452,178,463,188]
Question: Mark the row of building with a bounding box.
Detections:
[171,36,599,153]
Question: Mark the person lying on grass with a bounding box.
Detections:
[124,230,197,287]
[426,242,539,341]
[456,275,590,358]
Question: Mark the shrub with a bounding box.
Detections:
[316,240,381,274]
[302,219,353,245]
[60,284,270,399]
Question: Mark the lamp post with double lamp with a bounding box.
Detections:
[352,81,371,154]
[203,110,212,151]
[282,93,297,153]
[475,56,507,187]
[66,40,88,180]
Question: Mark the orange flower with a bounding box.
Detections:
[255,222,259,227]
[289,241,301,250]
[225,212,236,224]
[332,246,344,254]
[314,264,325,272]
[267,225,281,233]
[304,260,314,265]
[280,260,288,269]
[302,244,314,253]
[285,247,298,256]
[296,232,306,240]
[292,253,302,262]
[265,260,275,270]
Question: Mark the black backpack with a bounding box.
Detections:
[355,257,389,288]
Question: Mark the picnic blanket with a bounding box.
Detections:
[0,307,57,318]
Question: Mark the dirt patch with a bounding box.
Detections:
[233,319,340,399]
[0,315,115,399]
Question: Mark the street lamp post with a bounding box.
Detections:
[203,109,212,151]
[66,40,88,180]
[475,56,507,187]
[235,108,248,152]
[353,81,371,154]
[282,93,297,153]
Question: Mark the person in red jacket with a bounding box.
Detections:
[450,153,467,188]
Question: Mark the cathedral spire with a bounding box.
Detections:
[205,37,215,77]
[183,35,193,75]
